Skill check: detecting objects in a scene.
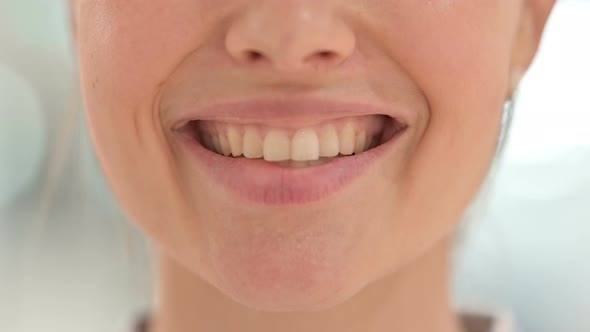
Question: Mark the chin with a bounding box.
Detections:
[199,212,374,312]
[211,259,367,312]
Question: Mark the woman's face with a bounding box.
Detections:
[74,0,548,311]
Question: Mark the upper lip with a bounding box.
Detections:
[170,97,411,130]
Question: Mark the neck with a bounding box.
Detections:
[151,237,463,332]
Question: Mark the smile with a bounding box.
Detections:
[172,98,410,205]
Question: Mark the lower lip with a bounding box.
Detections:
[175,128,405,205]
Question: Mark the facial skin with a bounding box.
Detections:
[72,1,554,331]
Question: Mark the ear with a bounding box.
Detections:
[508,0,557,96]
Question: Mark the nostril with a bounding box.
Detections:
[318,50,336,59]
[304,50,341,65]
[245,50,265,62]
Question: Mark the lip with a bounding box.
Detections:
[171,97,412,130]
[171,98,411,205]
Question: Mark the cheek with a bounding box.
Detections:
[379,2,518,246]
[76,2,212,240]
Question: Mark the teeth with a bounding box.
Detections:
[227,126,243,157]
[263,130,291,161]
[354,131,366,154]
[279,160,311,168]
[201,135,215,152]
[364,137,374,151]
[212,136,222,155]
[291,129,320,161]
[218,134,232,156]
[339,123,355,156]
[319,125,340,157]
[278,159,330,168]
[309,159,327,167]
[198,117,387,163]
[243,127,264,158]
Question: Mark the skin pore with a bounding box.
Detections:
[71,1,555,332]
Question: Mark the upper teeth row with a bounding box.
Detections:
[200,123,381,161]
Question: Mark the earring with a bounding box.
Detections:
[496,67,524,159]
[495,89,518,159]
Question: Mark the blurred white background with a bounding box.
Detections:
[0,1,589,332]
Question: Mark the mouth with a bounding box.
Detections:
[179,114,405,167]
[172,99,409,205]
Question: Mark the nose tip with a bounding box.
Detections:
[225,3,356,72]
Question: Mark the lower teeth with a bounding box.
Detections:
[276,158,333,168]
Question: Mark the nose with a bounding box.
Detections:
[225,1,356,73]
